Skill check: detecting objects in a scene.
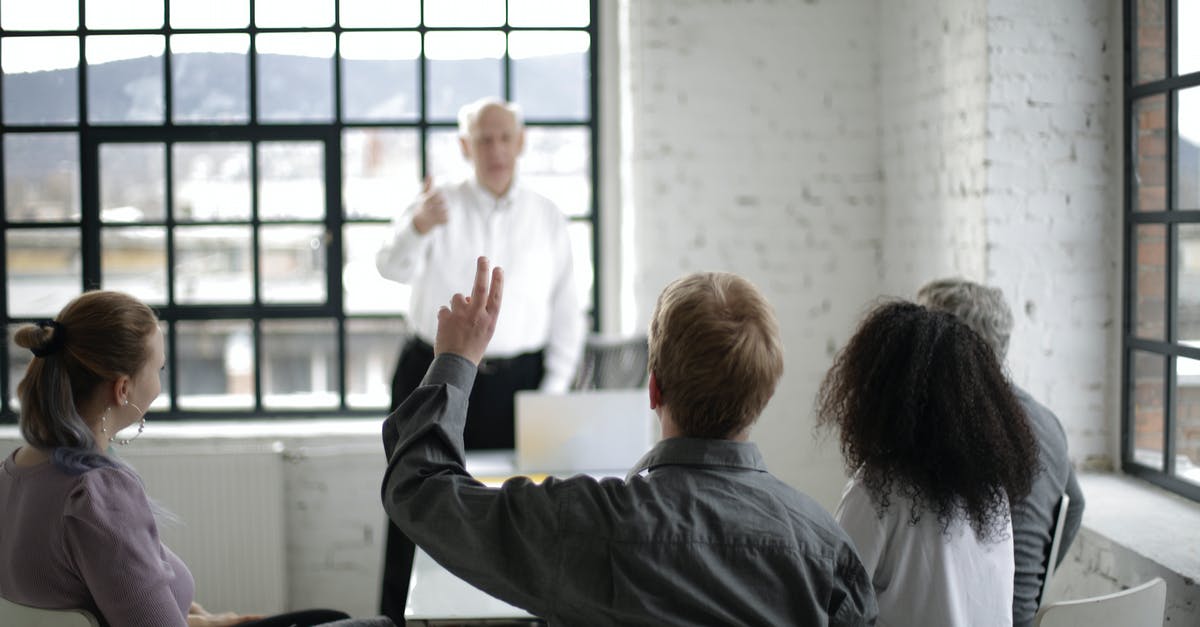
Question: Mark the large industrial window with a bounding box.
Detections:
[1124,0,1200,500]
[1,0,598,420]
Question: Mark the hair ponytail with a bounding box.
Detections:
[13,292,158,474]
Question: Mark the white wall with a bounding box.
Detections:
[619,0,1118,504]
[622,0,885,508]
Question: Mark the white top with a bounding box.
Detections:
[376,178,585,392]
[835,474,1015,627]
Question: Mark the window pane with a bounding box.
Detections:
[346,318,406,408]
[260,225,327,304]
[343,128,420,219]
[1176,355,1200,484]
[1179,0,1200,75]
[85,0,162,29]
[101,227,167,305]
[1180,87,1200,211]
[176,320,254,410]
[101,143,165,223]
[174,226,253,304]
[262,319,338,410]
[344,224,409,314]
[1131,351,1166,470]
[340,0,419,27]
[257,33,335,123]
[6,228,80,318]
[170,0,249,28]
[153,324,172,411]
[1181,225,1200,345]
[523,127,591,217]
[1134,95,1168,212]
[1135,0,1166,83]
[173,142,251,222]
[7,324,36,410]
[568,221,594,311]
[427,128,471,183]
[2,37,78,125]
[256,0,334,28]
[258,141,324,221]
[1,0,78,30]
[508,0,589,27]
[423,0,504,27]
[1135,224,1167,340]
[425,32,504,120]
[340,32,420,122]
[87,36,165,125]
[4,133,80,222]
[510,32,589,120]
[171,34,250,124]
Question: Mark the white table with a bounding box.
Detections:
[404,547,536,625]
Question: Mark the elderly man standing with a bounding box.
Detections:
[381,259,878,625]
[374,98,585,622]
[917,278,1086,627]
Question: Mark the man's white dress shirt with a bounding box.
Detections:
[375,178,585,392]
[836,473,1015,627]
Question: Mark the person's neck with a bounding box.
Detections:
[479,177,514,199]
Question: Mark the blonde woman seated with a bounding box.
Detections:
[0,291,388,627]
[818,302,1039,627]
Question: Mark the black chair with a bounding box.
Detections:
[571,335,649,390]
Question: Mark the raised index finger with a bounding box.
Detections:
[470,256,491,311]
[487,266,504,315]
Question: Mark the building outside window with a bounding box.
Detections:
[1,0,598,420]
[1125,0,1200,500]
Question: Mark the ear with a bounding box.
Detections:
[648,372,662,410]
[459,135,471,161]
[515,127,526,155]
[106,375,132,407]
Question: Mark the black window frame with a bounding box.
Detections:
[1122,0,1200,501]
[0,0,601,422]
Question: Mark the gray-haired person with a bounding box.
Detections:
[917,278,1085,627]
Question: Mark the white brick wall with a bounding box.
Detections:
[880,0,991,292]
[623,0,885,507]
[619,0,1118,508]
[982,0,1118,467]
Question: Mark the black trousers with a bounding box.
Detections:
[379,337,545,625]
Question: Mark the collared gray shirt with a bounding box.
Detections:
[382,354,878,626]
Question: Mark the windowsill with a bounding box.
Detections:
[1075,471,1200,583]
[0,418,385,441]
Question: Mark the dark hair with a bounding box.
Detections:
[817,301,1038,541]
[13,291,159,474]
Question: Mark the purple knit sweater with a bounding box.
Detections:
[0,449,194,626]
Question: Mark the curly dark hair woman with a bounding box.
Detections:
[818,300,1039,626]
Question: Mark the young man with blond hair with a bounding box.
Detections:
[381,258,878,625]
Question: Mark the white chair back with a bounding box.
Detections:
[1034,577,1167,627]
[0,596,101,627]
[1037,492,1071,607]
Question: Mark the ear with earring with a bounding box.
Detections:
[101,400,146,446]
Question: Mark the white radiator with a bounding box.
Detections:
[119,443,288,616]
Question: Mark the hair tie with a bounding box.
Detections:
[30,319,67,358]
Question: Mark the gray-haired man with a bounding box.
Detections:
[917,278,1085,627]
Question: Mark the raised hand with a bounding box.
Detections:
[434,256,504,365]
[411,175,449,235]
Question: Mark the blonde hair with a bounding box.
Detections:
[13,291,159,462]
[647,273,784,438]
